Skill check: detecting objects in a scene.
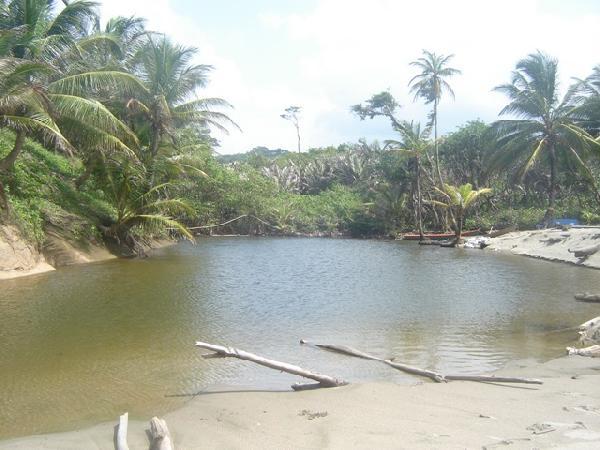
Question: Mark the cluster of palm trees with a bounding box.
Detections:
[352,49,600,241]
[0,0,236,251]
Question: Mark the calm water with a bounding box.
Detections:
[1,238,599,438]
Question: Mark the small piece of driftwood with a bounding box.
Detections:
[196,341,348,389]
[567,345,600,357]
[115,412,129,450]
[575,293,600,303]
[149,417,173,450]
[301,340,542,385]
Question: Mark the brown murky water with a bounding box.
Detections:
[1,238,599,439]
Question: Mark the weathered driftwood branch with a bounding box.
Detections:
[444,375,542,384]
[567,345,600,357]
[578,316,600,345]
[300,340,542,385]
[575,293,600,303]
[195,341,348,390]
[299,340,446,382]
[115,412,129,450]
[149,417,173,450]
[568,243,600,258]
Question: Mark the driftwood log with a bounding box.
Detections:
[567,345,600,357]
[115,412,129,450]
[575,293,600,303]
[195,341,348,390]
[568,243,600,259]
[579,316,600,345]
[300,340,542,385]
[149,417,173,450]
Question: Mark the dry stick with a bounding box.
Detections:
[195,341,348,390]
[300,340,543,385]
[149,417,173,450]
[115,412,129,450]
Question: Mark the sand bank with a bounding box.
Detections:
[2,356,600,449]
[487,227,600,269]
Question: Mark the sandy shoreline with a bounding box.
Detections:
[1,356,599,449]
[0,237,175,280]
[486,227,600,270]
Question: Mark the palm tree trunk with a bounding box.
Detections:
[433,99,443,186]
[416,157,424,240]
[296,123,301,153]
[548,144,557,216]
[150,126,161,160]
[0,131,25,172]
[455,209,463,242]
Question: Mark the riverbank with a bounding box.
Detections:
[0,224,176,280]
[1,355,599,449]
[486,227,600,269]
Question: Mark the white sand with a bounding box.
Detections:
[487,228,600,269]
[2,356,600,449]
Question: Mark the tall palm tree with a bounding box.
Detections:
[430,183,492,242]
[384,121,431,240]
[409,50,461,185]
[124,36,239,167]
[491,52,600,216]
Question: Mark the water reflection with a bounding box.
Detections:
[1,238,599,438]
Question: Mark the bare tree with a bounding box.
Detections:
[281,106,302,153]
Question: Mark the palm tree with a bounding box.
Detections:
[384,121,431,240]
[101,160,193,255]
[124,36,239,167]
[491,52,600,217]
[409,50,461,185]
[572,65,600,138]
[430,183,492,242]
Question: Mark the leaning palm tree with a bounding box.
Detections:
[409,50,461,185]
[491,52,600,216]
[430,183,492,243]
[384,121,431,240]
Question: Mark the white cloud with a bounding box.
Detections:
[100,0,600,154]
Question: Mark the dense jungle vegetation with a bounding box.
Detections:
[1,1,600,254]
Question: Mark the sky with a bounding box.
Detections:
[100,0,600,155]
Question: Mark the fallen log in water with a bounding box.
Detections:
[195,341,348,390]
[575,293,600,303]
[300,340,542,385]
[115,412,129,450]
[149,417,173,450]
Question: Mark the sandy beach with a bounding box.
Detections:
[1,355,599,449]
[487,227,600,270]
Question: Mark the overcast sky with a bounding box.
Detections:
[100,0,600,154]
